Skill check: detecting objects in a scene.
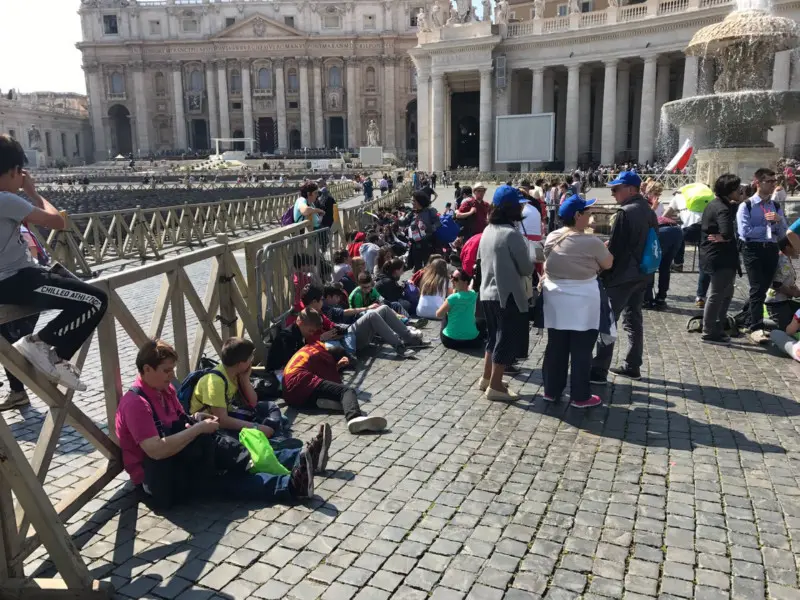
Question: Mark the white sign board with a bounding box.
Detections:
[360,146,383,167]
[495,114,555,163]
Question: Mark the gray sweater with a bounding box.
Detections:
[478,223,535,313]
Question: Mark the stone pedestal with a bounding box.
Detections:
[694,147,780,186]
[25,150,46,168]
[360,146,383,167]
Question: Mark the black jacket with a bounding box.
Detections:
[315,188,336,229]
[602,194,659,288]
[266,324,304,371]
[699,197,739,272]
[375,273,404,303]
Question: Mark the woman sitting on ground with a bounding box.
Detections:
[373,245,394,279]
[416,258,451,319]
[376,258,411,315]
[436,269,482,350]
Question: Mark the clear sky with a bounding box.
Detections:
[2,0,485,97]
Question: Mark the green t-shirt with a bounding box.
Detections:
[442,290,480,340]
[349,287,381,309]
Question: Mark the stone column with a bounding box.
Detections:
[275,59,288,152]
[417,66,431,171]
[479,67,493,172]
[543,70,554,113]
[313,59,325,148]
[615,62,630,158]
[299,58,312,148]
[769,50,792,153]
[346,57,359,148]
[638,55,657,164]
[383,57,397,151]
[85,65,107,160]
[206,62,220,143]
[531,66,544,113]
[601,59,617,165]
[132,64,150,154]
[578,68,591,160]
[679,55,698,144]
[241,60,254,144]
[654,59,671,133]
[565,64,580,171]
[432,72,446,172]
[556,73,567,162]
[217,61,231,144]
[172,64,187,149]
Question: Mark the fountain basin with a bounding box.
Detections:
[686,9,800,56]
[662,90,800,147]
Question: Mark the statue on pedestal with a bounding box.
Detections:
[27,126,42,151]
[366,120,380,146]
[431,1,443,27]
[534,0,545,19]
[482,0,492,22]
[455,0,473,22]
[417,7,431,30]
[447,4,459,24]
[569,0,580,14]
[495,0,510,24]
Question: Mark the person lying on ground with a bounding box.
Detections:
[284,308,387,434]
[116,338,332,507]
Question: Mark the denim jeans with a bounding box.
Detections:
[591,280,647,377]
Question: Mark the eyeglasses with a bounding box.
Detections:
[762,178,777,184]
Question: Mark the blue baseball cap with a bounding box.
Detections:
[558,194,597,220]
[607,170,642,188]
[492,184,527,207]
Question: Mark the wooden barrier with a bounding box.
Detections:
[30,182,355,277]
[0,220,313,599]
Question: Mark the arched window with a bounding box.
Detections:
[328,66,342,88]
[110,72,124,95]
[287,69,299,93]
[230,69,241,93]
[189,69,203,92]
[365,66,376,89]
[257,67,272,90]
[154,72,166,96]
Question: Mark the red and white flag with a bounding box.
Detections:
[666,138,693,172]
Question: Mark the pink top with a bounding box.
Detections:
[115,376,185,485]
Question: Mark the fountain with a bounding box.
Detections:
[661,0,800,184]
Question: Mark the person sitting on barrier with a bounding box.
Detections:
[284,308,387,434]
[188,337,278,437]
[294,182,325,228]
[0,134,108,392]
[305,284,423,358]
[116,339,326,507]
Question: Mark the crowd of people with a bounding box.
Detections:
[5,127,800,512]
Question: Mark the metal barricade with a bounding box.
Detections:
[254,227,333,335]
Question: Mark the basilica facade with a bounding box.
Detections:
[79,0,800,170]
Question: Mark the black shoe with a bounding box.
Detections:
[610,366,641,380]
[589,371,608,385]
[702,333,731,345]
[307,423,332,473]
[671,264,684,273]
[270,436,304,451]
[505,363,522,375]
[289,448,314,499]
[413,318,429,329]
[652,297,668,310]
[643,300,656,310]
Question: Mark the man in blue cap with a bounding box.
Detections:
[590,170,658,384]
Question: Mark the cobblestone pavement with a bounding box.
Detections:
[7,247,800,600]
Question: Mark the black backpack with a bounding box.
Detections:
[686,315,741,337]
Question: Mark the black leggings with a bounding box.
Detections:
[0,268,108,360]
[309,380,362,422]
[440,332,483,350]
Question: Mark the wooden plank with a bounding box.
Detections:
[0,470,20,581]
[189,258,220,370]
[170,270,190,382]
[107,290,150,349]
[215,237,236,342]
[0,578,112,599]
[148,272,175,339]
[226,259,267,361]
[178,269,223,366]
[94,283,122,445]
[0,418,92,589]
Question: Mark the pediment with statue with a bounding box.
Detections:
[212,13,304,39]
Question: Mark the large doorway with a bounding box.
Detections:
[192,119,209,150]
[232,130,245,151]
[450,91,479,168]
[328,117,345,149]
[406,100,417,152]
[289,129,301,151]
[258,117,275,153]
[108,104,132,155]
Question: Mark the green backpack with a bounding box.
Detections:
[239,429,290,476]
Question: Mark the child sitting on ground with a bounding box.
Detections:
[436,269,483,349]
[349,272,382,309]
[417,258,451,319]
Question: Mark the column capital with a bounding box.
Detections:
[274,58,285,69]
[298,56,310,68]
[603,58,618,68]
[643,54,659,65]
[566,62,582,73]
[344,56,359,66]
[312,57,323,68]
[431,71,445,82]
[531,65,545,75]
[479,66,494,76]
[130,61,146,73]
[169,60,183,72]
[239,59,251,71]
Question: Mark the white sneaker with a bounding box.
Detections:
[347,415,387,433]
[749,329,769,345]
[13,336,58,380]
[53,360,87,392]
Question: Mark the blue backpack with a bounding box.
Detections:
[176,368,229,413]
[639,227,662,275]
[435,213,461,244]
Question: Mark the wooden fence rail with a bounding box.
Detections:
[31,182,356,277]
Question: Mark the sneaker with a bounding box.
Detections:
[652,297,668,309]
[505,363,522,375]
[394,344,416,358]
[288,448,314,499]
[0,391,30,412]
[571,395,602,409]
[610,366,641,380]
[477,377,490,392]
[270,436,304,451]
[413,318,429,329]
[53,360,87,392]
[13,336,58,380]
[695,297,706,308]
[542,394,559,403]
[701,333,731,345]
[671,264,684,273]
[347,415,387,434]
[316,398,343,411]
[405,335,430,349]
[749,329,770,345]
[589,371,608,385]
[486,386,519,401]
[307,423,332,473]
